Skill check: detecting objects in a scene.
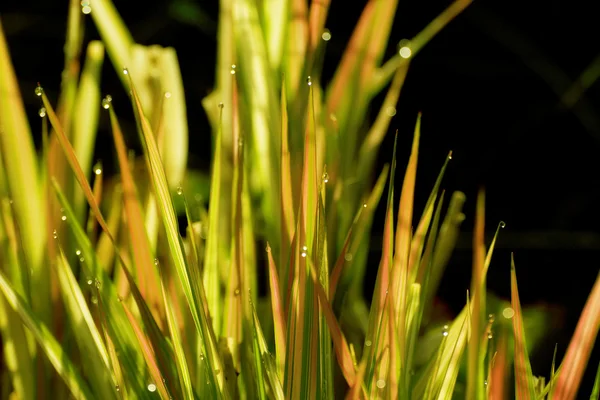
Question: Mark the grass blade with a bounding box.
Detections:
[125,71,226,396]
[266,242,287,380]
[54,246,118,400]
[510,254,537,400]
[590,360,600,400]
[552,272,600,399]
[467,189,486,400]
[0,269,93,399]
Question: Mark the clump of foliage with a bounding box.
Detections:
[0,0,598,399]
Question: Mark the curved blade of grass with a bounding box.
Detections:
[510,254,537,400]
[0,18,49,324]
[266,242,287,380]
[552,272,600,399]
[88,0,134,84]
[0,210,34,400]
[50,177,157,397]
[108,106,162,313]
[121,301,171,399]
[391,113,421,385]
[159,264,195,399]
[72,41,104,218]
[334,164,389,306]
[421,191,466,324]
[125,71,226,396]
[467,189,486,400]
[0,269,93,399]
[55,246,118,400]
[280,77,296,273]
[306,256,356,387]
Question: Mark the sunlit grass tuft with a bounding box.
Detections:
[0,1,598,399]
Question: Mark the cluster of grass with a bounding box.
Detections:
[0,0,599,399]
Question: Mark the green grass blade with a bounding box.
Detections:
[510,254,537,400]
[391,114,421,388]
[158,264,195,399]
[0,17,49,325]
[88,0,134,83]
[0,269,94,399]
[125,71,226,397]
[552,272,600,399]
[72,41,104,218]
[50,177,155,397]
[590,360,600,400]
[121,301,171,399]
[284,0,308,102]
[266,242,287,380]
[54,246,118,400]
[107,105,162,313]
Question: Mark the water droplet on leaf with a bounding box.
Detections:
[364,339,372,347]
[345,253,353,261]
[35,85,44,97]
[321,29,331,41]
[307,76,312,86]
[101,95,112,109]
[176,186,183,195]
[123,68,129,75]
[442,325,449,337]
[397,39,413,59]
[81,1,91,14]
[147,383,156,392]
[499,221,506,228]
[38,107,46,117]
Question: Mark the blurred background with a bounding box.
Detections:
[1,0,599,393]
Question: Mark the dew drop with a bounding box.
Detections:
[265,243,271,253]
[448,151,453,160]
[487,331,493,340]
[376,379,386,389]
[91,296,98,304]
[101,95,112,109]
[230,64,236,75]
[307,76,312,86]
[502,307,514,319]
[301,252,307,258]
[35,85,44,97]
[363,203,367,208]
[234,288,240,296]
[164,91,172,98]
[76,249,82,256]
[79,257,85,262]
[442,324,449,337]
[322,171,329,183]
[122,68,129,75]
[154,258,159,266]
[94,162,102,175]
[344,253,353,261]
[364,339,372,347]
[52,229,58,239]
[499,221,506,229]
[200,354,205,360]
[38,107,47,118]
[81,1,91,14]
[147,383,156,392]
[397,39,412,59]
[488,313,495,323]
[176,186,183,195]
[484,380,488,386]
[87,279,93,285]
[115,385,120,392]
[321,29,332,41]
[60,208,67,221]
[95,279,101,289]
[218,102,224,109]
[386,106,396,117]
[302,245,308,251]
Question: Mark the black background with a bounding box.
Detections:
[1,0,599,394]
